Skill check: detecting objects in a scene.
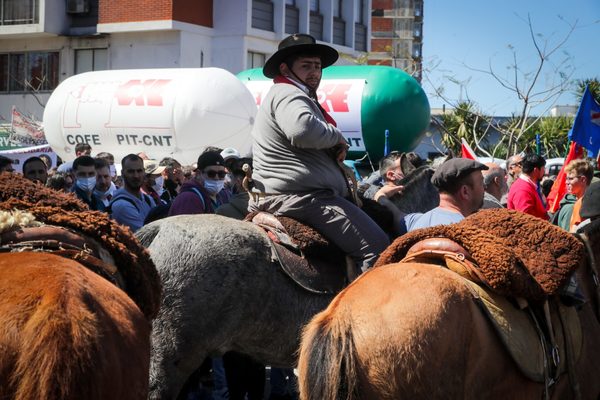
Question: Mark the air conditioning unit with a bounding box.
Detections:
[66,0,89,14]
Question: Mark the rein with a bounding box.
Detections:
[0,225,125,289]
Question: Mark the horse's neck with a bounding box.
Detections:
[393,167,439,214]
[576,231,600,318]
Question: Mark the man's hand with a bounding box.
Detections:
[374,184,404,202]
[332,140,349,162]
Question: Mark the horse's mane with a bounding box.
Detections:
[0,172,161,320]
[391,165,439,214]
[577,217,600,237]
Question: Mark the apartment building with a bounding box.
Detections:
[0,0,370,121]
[370,0,422,81]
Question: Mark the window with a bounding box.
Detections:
[285,0,295,4]
[310,0,319,12]
[252,0,274,31]
[355,0,364,23]
[309,0,322,40]
[75,48,108,74]
[0,0,39,25]
[285,2,299,34]
[412,43,421,58]
[247,51,266,69]
[333,0,342,18]
[0,51,58,92]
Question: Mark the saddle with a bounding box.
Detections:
[248,212,352,294]
[401,237,582,384]
[0,224,125,289]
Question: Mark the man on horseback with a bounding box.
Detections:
[248,33,389,272]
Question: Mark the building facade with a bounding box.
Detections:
[369,0,422,81]
[0,0,371,121]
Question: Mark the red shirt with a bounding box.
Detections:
[507,176,549,220]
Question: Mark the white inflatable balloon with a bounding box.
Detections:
[43,68,257,165]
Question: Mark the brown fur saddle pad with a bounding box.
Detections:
[463,279,582,383]
[376,208,585,302]
[248,212,348,294]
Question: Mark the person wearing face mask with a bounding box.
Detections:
[141,160,167,204]
[158,157,184,202]
[72,155,103,210]
[93,158,117,210]
[168,150,231,216]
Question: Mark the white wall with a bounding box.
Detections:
[109,31,182,69]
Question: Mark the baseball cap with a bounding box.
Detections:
[143,160,166,175]
[431,158,489,190]
[197,151,225,171]
[220,148,241,161]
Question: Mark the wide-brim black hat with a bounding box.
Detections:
[263,33,339,78]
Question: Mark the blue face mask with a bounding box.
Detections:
[77,176,96,192]
[204,179,225,195]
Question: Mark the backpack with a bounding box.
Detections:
[107,193,153,215]
[142,187,208,224]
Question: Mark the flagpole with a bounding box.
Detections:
[383,129,390,156]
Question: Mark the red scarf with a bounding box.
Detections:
[273,75,337,127]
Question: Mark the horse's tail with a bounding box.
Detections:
[298,306,360,400]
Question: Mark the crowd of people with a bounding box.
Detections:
[1,32,600,400]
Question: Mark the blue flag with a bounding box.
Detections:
[568,85,600,157]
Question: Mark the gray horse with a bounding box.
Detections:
[136,163,439,399]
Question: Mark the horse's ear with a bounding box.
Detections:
[400,153,416,175]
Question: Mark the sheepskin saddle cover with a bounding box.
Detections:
[0,173,162,320]
[376,208,585,301]
[249,212,347,294]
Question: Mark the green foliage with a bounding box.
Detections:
[575,78,600,102]
[438,101,489,154]
[521,116,573,158]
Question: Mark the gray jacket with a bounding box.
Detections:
[251,83,348,197]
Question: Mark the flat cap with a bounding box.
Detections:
[580,181,600,219]
[431,158,488,190]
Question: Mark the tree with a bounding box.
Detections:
[424,14,582,158]
[575,78,600,102]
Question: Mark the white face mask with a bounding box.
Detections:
[77,176,96,192]
[152,175,164,196]
[109,164,117,178]
[204,179,225,195]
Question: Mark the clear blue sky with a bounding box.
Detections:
[422,0,600,116]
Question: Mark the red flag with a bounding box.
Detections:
[546,141,585,213]
[460,138,478,160]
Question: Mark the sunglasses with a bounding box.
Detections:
[203,170,227,179]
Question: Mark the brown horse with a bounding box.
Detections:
[298,210,600,399]
[0,174,162,400]
[0,252,151,400]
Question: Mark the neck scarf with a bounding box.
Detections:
[273,75,337,127]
